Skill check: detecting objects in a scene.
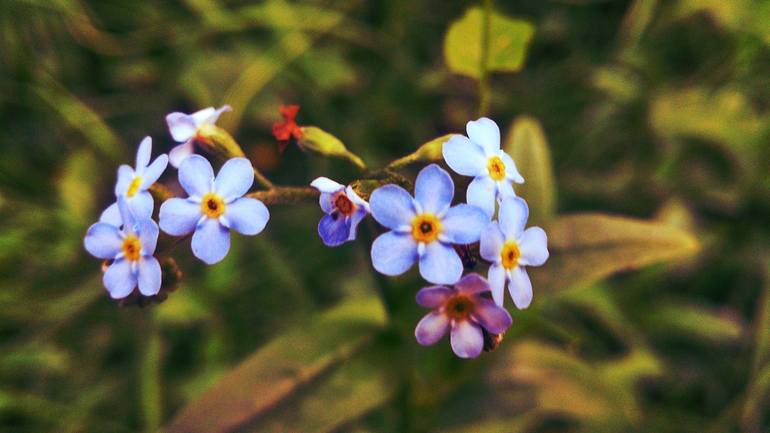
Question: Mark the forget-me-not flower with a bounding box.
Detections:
[310,177,370,247]
[480,197,548,309]
[166,105,231,167]
[84,196,162,299]
[369,164,488,285]
[415,273,512,359]
[100,137,168,227]
[442,117,524,217]
[159,155,269,264]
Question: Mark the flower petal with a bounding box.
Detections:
[473,298,512,334]
[419,242,463,285]
[442,135,487,177]
[466,117,500,154]
[509,267,533,309]
[318,213,350,246]
[415,285,454,308]
[497,179,516,201]
[346,186,369,211]
[500,151,525,183]
[195,105,230,125]
[414,164,453,216]
[369,185,416,231]
[450,320,484,359]
[179,155,214,197]
[370,231,418,276]
[114,165,135,196]
[224,197,269,236]
[135,136,152,171]
[318,192,334,213]
[440,204,488,244]
[84,222,123,259]
[466,176,496,218]
[159,198,201,236]
[191,218,231,264]
[140,155,169,189]
[99,202,122,227]
[103,259,137,299]
[127,191,154,221]
[415,312,450,346]
[137,256,161,296]
[519,226,549,267]
[488,263,506,307]
[169,142,194,168]
[310,177,344,194]
[214,157,254,202]
[499,197,529,240]
[479,221,504,262]
[348,208,368,241]
[136,218,159,255]
[454,273,490,295]
[166,113,197,142]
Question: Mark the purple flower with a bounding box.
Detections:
[166,105,231,167]
[369,164,488,285]
[100,137,168,226]
[310,177,370,247]
[158,155,269,264]
[442,117,524,217]
[415,273,512,359]
[480,197,549,309]
[84,196,162,299]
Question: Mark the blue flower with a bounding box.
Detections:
[84,196,162,299]
[166,105,231,167]
[100,137,168,226]
[310,177,370,247]
[369,164,488,285]
[442,117,524,217]
[159,155,269,264]
[479,197,548,309]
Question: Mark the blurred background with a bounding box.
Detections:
[1,0,770,432]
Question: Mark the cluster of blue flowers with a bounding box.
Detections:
[84,110,548,359]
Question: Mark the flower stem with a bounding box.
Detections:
[252,167,275,190]
[246,186,318,205]
[478,0,493,117]
[140,310,162,433]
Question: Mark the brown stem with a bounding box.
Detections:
[246,186,318,205]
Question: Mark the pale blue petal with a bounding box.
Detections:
[190,107,216,125]
[135,136,152,171]
[488,264,506,306]
[473,299,512,334]
[450,320,483,359]
[348,208,368,241]
[192,218,230,264]
[159,198,201,236]
[454,273,489,295]
[318,192,334,213]
[166,112,197,142]
[371,231,417,276]
[415,312,450,346]
[224,197,269,236]
[310,177,344,194]
[137,256,161,296]
[206,105,231,124]
[117,196,136,234]
[84,222,122,259]
[466,176,496,218]
[99,202,121,227]
[479,221,504,262]
[442,135,487,177]
[415,286,454,308]
[136,218,159,255]
[140,155,168,188]
[169,142,194,168]
[519,226,549,266]
[346,186,369,210]
[318,213,350,247]
[497,179,516,200]
[440,204,487,244]
[419,242,462,285]
[499,197,529,239]
[179,155,214,197]
[415,164,453,216]
[114,165,135,196]
[500,151,525,183]
[369,185,416,231]
[214,157,253,202]
[509,266,533,309]
[466,117,500,154]
[103,259,136,299]
[127,191,154,221]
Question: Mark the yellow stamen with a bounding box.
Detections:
[501,241,521,269]
[411,213,441,243]
[201,192,226,218]
[444,295,474,321]
[487,156,506,181]
[126,176,142,198]
[122,235,142,262]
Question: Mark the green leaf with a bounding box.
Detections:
[443,6,535,79]
[166,295,387,433]
[647,302,744,343]
[504,116,556,225]
[533,213,700,294]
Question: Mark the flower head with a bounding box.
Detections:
[85,196,162,299]
[310,177,370,247]
[272,104,303,145]
[442,117,524,217]
[166,105,232,167]
[100,137,168,227]
[480,197,548,309]
[159,155,269,264]
[369,164,488,284]
[415,273,512,359]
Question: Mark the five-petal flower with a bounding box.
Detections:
[442,117,524,217]
[159,155,269,264]
[85,196,162,299]
[415,273,512,359]
[310,177,370,246]
[166,105,232,167]
[369,164,488,285]
[480,197,549,309]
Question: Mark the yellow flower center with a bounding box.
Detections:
[411,213,441,243]
[501,241,521,269]
[122,235,142,262]
[487,156,506,181]
[201,192,226,218]
[444,295,474,321]
[126,176,142,198]
[333,192,356,217]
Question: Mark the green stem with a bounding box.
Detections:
[252,167,275,190]
[478,0,493,117]
[140,311,162,433]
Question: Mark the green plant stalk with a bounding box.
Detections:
[140,310,162,433]
[478,0,493,117]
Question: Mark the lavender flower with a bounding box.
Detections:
[310,177,370,246]
[166,105,231,167]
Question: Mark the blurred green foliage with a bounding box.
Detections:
[1,1,769,433]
